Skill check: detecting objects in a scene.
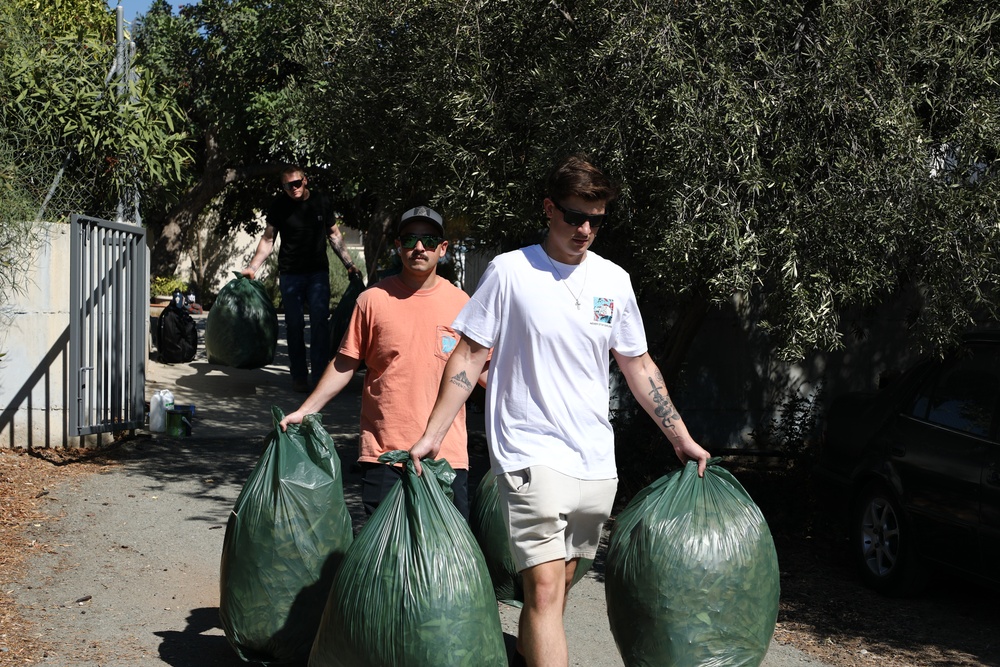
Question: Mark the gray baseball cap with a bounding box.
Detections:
[399,206,444,236]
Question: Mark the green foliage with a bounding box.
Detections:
[328,247,365,310]
[750,386,824,460]
[134,0,321,232]
[150,275,189,300]
[282,0,1000,361]
[131,0,1000,367]
[0,0,191,227]
[0,142,41,304]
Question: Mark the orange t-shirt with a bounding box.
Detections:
[339,275,471,469]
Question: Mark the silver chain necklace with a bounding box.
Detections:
[544,249,588,310]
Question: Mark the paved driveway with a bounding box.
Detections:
[135,316,836,667]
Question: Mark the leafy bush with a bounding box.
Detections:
[328,248,365,309]
[150,276,188,300]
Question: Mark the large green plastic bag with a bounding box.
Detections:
[605,459,780,667]
[469,472,592,607]
[205,273,278,369]
[309,451,506,667]
[219,406,353,665]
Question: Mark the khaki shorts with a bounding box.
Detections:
[496,465,618,572]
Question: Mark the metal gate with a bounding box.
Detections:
[69,214,147,436]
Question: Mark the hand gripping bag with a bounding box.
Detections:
[219,406,354,664]
[605,459,780,667]
[469,472,592,607]
[309,451,506,667]
[205,273,278,369]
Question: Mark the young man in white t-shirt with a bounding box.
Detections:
[409,154,710,667]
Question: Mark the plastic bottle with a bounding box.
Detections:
[161,389,175,413]
[149,391,165,433]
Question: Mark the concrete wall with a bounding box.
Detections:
[0,222,115,449]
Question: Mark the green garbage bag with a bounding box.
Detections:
[220,406,353,665]
[605,459,780,667]
[205,273,278,369]
[469,472,592,607]
[309,451,506,667]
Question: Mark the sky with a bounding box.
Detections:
[106,0,155,26]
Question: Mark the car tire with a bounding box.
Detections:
[852,481,924,596]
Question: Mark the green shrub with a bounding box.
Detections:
[150,276,189,301]
[328,248,365,309]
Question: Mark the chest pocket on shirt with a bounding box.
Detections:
[435,325,459,362]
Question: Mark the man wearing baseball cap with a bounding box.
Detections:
[280,205,482,518]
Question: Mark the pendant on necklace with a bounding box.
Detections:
[544,246,588,311]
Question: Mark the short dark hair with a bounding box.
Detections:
[546,153,619,203]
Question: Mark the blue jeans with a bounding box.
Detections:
[279,271,331,383]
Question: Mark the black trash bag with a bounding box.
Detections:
[469,472,592,607]
[219,406,353,665]
[309,451,506,667]
[605,459,780,667]
[205,273,278,369]
[329,272,365,356]
[157,302,198,363]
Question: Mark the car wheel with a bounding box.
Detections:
[853,482,924,596]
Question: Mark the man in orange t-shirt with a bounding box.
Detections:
[280,206,479,518]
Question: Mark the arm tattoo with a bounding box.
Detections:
[449,371,474,392]
[647,377,680,435]
[328,234,351,266]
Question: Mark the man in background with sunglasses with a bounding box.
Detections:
[280,206,482,518]
[242,165,359,393]
[408,154,710,666]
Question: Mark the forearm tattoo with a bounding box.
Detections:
[647,375,680,437]
[329,235,351,265]
[449,370,474,392]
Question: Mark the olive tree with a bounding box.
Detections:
[0,0,189,225]
[135,0,340,282]
[0,0,188,320]
[283,0,1000,371]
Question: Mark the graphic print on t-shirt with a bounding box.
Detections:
[593,297,614,324]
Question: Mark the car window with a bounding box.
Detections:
[909,344,1000,438]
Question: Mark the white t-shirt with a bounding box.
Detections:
[453,244,647,479]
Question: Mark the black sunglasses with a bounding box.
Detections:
[399,233,444,250]
[551,200,607,228]
[282,178,305,191]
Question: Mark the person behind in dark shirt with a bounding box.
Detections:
[242,165,360,392]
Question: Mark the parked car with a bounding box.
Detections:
[815,331,1000,595]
